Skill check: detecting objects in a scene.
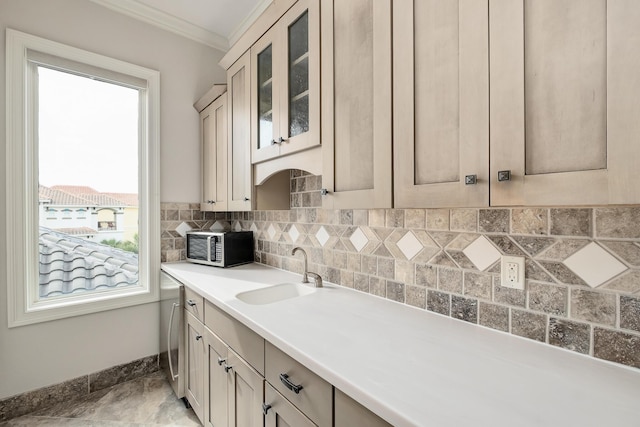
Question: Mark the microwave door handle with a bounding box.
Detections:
[207,235,212,262]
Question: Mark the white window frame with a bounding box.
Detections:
[5,29,160,327]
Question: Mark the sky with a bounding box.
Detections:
[38,66,139,194]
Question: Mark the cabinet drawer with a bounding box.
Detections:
[204,300,264,374]
[265,341,332,427]
[184,287,204,322]
[264,382,315,427]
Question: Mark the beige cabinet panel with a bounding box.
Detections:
[394,0,489,208]
[264,383,315,427]
[321,0,392,209]
[185,311,205,424]
[204,300,265,375]
[204,328,229,427]
[227,349,264,427]
[200,93,228,212]
[490,0,640,205]
[227,52,253,211]
[334,388,391,427]
[265,341,332,427]
[251,0,320,164]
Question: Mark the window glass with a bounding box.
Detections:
[37,67,140,300]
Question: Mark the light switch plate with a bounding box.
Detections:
[501,256,525,290]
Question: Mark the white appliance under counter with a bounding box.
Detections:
[161,262,640,427]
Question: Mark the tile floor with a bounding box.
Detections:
[0,372,200,426]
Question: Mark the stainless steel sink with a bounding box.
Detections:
[235,283,316,305]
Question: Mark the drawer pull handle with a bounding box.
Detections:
[497,170,511,182]
[262,403,272,415]
[195,334,202,341]
[186,300,197,307]
[217,357,226,366]
[279,373,303,394]
[224,364,233,373]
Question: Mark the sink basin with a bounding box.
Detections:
[236,283,316,305]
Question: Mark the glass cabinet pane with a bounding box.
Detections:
[288,11,309,138]
[257,44,273,149]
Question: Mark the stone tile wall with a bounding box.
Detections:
[160,203,227,262]
[160,175,640,371]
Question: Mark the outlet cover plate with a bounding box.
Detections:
[501,256,525,290]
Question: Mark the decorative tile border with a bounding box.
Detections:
[0,355,158,422]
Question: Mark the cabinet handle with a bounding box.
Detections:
[209,200,216,204]
[271,139,280,145]
[243,197,250,202]
[224,364,233,373]
[497,170,511,182]
[186,300,196,307]
[279,373,303,394]
[465,175,477,185]
[320,188,329,196]
[217,357,226,366]
[262,403,272,415]
[278,137,286,143]
[195,334,202,341]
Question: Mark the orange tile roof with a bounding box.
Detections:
[39,185,136,207]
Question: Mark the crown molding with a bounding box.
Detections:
[89,0,230,51]
[227,0,273,47]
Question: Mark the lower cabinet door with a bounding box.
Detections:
[185,311,205,424]
[264,383,315,427]
[228,349,264,427]
[204,328,229,427]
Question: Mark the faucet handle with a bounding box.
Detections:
[307,272,323,288]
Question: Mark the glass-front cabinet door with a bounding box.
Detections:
[252,28,280,162]
[251,0,319,164]
[286,10,310,140]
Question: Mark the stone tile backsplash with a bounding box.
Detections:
[160,175,640,371]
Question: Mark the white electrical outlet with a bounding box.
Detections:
[501,256,525,290]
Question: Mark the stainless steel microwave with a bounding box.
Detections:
[186,231,253,267]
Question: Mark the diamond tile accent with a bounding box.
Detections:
[289,224,300,243]
[316,226,330,247]
[233,221,242,232]
[210,220,230,231]
[563,242,628,288]
[267,224,277,240]
[250,223,258,233]
[397,231,422,260]
[350,227,369,253]
[175,222,192,237]
[462,236,501,271]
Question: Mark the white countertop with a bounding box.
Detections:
[161,262,640,427]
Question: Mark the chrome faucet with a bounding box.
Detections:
[291,247,323,288]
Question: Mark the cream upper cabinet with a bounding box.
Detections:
[199,93,228,212]
[227,52,253,211]
[320,0,393,209]
[490,0,640,205]
[251,0,320,164]
[393,0,489,208]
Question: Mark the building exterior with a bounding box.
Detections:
[38,185,138,243]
